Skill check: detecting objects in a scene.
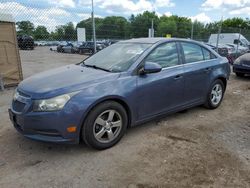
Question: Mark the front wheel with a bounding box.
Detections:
[204,80,225,109]
[82,101,128,150]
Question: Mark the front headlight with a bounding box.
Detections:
[33,92,78,112]
[13,89,18,101]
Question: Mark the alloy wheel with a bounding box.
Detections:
[210,83,223,106]
[93,110,122,143]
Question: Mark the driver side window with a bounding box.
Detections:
[145,42,179,68]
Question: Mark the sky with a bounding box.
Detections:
[0,0,250,31]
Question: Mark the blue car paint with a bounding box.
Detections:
[9,38,230,144]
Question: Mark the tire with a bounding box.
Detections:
[236,73,245,77]
[204,79,225,109]
[82,101,128,150]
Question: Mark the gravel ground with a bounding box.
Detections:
[0,47,250,188]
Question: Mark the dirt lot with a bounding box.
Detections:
[0,47,250,188]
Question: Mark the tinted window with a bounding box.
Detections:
[182,42,204,63]
[145,42,179,68]
[202,47,216,60]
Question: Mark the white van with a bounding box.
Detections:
[208,33,250,49]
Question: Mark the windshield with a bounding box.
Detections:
[84,43,151,72]
[241,39,249,46]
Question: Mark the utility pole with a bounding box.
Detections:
[216,16,223,52]
[236,26,241,55]
[151,19,154,37]
[191,22,194,39]
[91,0,96,53]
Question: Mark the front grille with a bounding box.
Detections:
[33,129,61,136]
[12,100,26,112]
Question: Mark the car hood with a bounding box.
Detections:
[18,64,120,99]
[238,53,250,65]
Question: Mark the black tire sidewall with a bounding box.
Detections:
[206,79,225,109]
[82,101,128,150]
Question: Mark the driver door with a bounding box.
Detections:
[136,42,185,120]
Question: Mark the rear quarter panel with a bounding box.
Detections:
[209,57,230,86]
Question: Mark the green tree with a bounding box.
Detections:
[157,16,177,37]
[53,25,65,40]
[77,18,104,40]
[223,18,248,29]
[98,16,130,39]
[64,22,76,40]
[192,21,206,41]
[33,25,49,40]
[16,21,34,36]
[51,22,76,41]
[173,16,192,38]
[130,11,159,37]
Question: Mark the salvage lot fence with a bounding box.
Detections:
[1,2,250,57]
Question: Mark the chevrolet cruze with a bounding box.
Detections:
[9,38,230,150]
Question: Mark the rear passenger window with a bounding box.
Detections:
[202,47,216,60]
[181,42,204,63]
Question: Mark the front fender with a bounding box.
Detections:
[64,74,137,141]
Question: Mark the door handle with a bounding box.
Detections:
[174,75,183,80]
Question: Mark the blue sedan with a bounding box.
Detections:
[9,38,230,149]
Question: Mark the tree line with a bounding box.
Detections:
[16,11,250,41]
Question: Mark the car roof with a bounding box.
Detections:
[119,37,201,44]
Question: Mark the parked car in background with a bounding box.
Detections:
[17,35,35,50]
[78,41,105,54]
[9,38,230,150]
[226,43,248,56]
[62,43,79,54]
[47,41,60,46]
[206,43,234,64]
[35,41,47,46]
[56,41,71,53]
[109,40,119,45]
[206,43,228,57]
[208,33,250,49]
[233,53,250,77]
[50,46,58,51]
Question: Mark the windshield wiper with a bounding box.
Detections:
[83,63,111,72]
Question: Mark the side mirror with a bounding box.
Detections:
[139,62,162,75]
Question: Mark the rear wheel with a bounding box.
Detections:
[236,73,245,77]
[82,101,128,150]
[204,79,225,109]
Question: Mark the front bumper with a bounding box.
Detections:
[9,108,81,144]
[233,64,250,74]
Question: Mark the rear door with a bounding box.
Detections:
[180,42,216,104]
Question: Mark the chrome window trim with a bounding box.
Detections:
[182,58,217,66]
[161,64,183,70]
[161,58,218,71]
